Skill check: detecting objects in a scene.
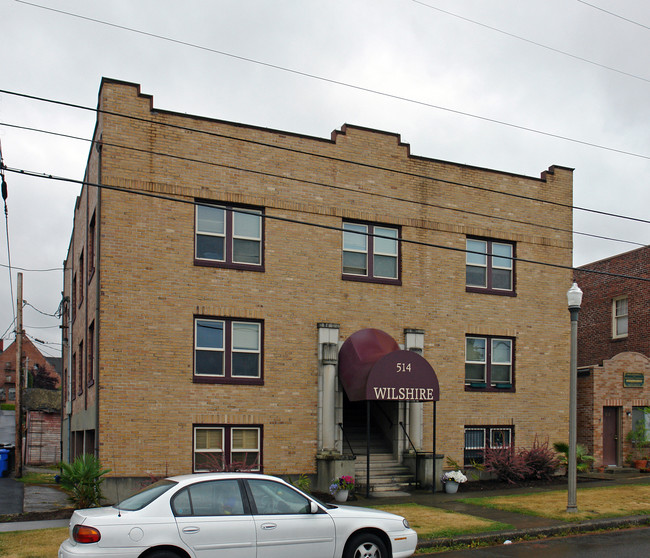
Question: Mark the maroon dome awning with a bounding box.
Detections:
[338,328,440,402]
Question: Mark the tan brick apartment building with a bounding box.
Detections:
[575,246,650,469]
[62,78,574,496]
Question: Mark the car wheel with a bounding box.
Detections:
[147,551,182,558]
[345,532,388,558]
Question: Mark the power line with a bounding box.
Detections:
[1,102,649,227]
[0,141,15,323]
[2,117,649,242]
[0,259,63,272]
[8,2,650,161]
[412,0,650,84]
[3,164,650,283]
[1,317,16,341]
[23,301,59,318]
[576,0,650,31]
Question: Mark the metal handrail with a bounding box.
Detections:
[399,421,421,489]
[338,423,355,457]
[399,421,418,455]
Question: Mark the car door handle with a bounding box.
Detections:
[261,523,277,530]
[182,527,200,534]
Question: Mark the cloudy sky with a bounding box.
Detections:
[1,0,648,357]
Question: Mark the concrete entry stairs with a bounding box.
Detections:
[342,404,417,496]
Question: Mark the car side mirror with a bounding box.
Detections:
[310,501,319,514]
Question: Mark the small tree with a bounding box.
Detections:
[60,454,111,508]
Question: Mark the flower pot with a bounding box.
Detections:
[634,459,647,470]
[444,480,459,494]
[334,489,349,502]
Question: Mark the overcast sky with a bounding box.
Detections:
[1,0,648,357]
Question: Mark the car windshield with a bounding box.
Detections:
[116,480,177,511]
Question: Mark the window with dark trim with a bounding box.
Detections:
[77,341,84,396]
[194,318,263,384]
[465,335,514,391]
[78,251,84,306]
[71,352,76,400]
[195,203,263,270]
[612,296,628,339]
[466,238,515,295]
[88,213,96,281]
[87,321,95,386]
[193,425,261,472]
[71,273,76,322]
[342,221,400,284]
[464,426,514,466]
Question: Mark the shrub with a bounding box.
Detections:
[521,437,560,480]
[553,442,595,473]
[60,453,111,508]
[483,446,530,484]
[289,473,312,493]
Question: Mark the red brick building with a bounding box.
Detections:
[0,337,62,465]
[0,337,61,403]
[575,246,650,468]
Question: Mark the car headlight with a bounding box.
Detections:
[403,518,411,529]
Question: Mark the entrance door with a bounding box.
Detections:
[602,406,620,467]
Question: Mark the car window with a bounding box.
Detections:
[117,480,177,511]
[247,479,311,515]
[172,479,245,516]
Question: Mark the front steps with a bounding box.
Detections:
[342,424,417,495]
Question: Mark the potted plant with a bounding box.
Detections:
[440,470,467,493]
[626,419,650,469]
[329,475,355,502]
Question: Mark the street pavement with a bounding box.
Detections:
[1,469,649,551]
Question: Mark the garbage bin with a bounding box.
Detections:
[0,448,9,477]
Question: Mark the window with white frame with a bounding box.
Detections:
[194,318,262,384]
[342,221,400,283]
[194,425,261,472]
[613,296,628,338]
[465,335,514,390]
[195,203,263,269]
[464,426,513,466]
[466,238,515,295]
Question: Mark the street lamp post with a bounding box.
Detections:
[567,281,583,513]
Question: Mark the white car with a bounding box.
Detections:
[58,472,417,558]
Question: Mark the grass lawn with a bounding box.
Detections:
[0,527,68,558]
[374,503,511,539]
[16,469,59,486]
[461,483,650,521]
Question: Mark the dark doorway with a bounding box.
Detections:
[602,406,620,467]
[341,394,396,457]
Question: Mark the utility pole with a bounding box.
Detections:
[14,272,23,478]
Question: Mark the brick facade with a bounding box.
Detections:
[575,246,650,468]
[62,79,574,488]
[576,246,650,367]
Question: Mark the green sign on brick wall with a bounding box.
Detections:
[624,373,644,388]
